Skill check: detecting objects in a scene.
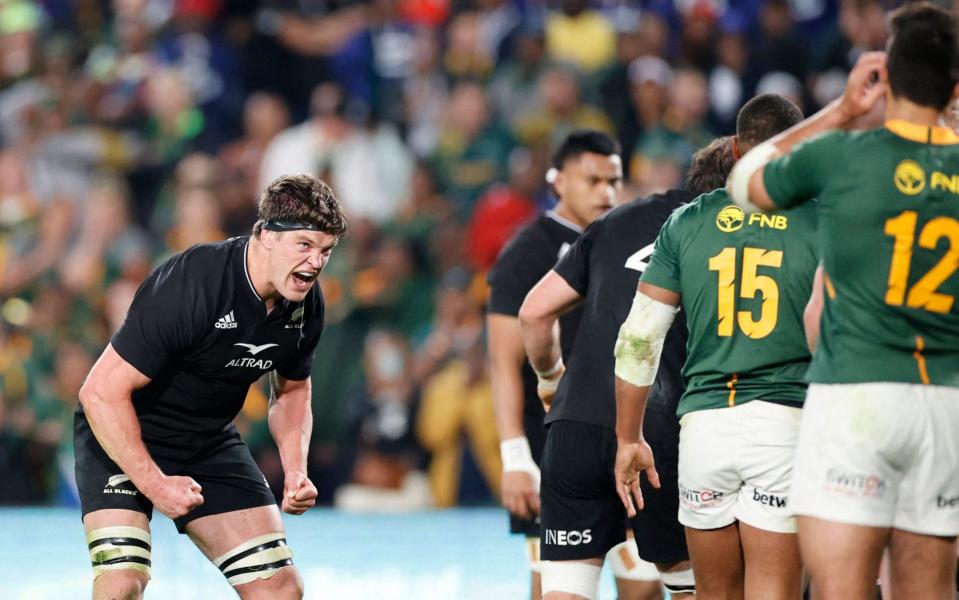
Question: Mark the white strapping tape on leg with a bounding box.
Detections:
[541,560,602,600]
[526,537,542,574]
[614,291,678,387]
[213,532,294,586]
[606,540,660,581]
[87,525,152,579]
[660,567,696,595]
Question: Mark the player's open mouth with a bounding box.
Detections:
[291,271,318,288]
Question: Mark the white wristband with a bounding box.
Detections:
[501,436,535,472]
[534,357,564,379]
[500,437,541,490]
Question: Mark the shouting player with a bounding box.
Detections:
[75,174,345,599]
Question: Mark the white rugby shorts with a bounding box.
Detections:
[678,400,801,533]
[791,382,959,536]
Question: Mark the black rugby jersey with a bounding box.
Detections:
[487,212,584,456]
[76,236,324,461]
[546,190,693,429]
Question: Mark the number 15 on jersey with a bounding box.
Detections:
[708,247,783,339]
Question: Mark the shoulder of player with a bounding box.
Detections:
[664,188,727,225]
[150,238,242,302]
[167,237,240,272]
[492,214,568,267]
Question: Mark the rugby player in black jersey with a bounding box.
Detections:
[75,174,346,599]
[519,96,801,600]
[489,130,665,599]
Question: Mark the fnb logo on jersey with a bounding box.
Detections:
[679,483,724,508]
[824,469,886,498]
[544,529,592,546]
[894,160,925,195]
[930,171,959,194]
[716,206,745,232]
[747,213,788,229]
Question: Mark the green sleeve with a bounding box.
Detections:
[763,131,845,209]
[640,211,682,293]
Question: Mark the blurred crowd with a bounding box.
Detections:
[0,0,907,509]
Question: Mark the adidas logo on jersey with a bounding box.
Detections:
[215,310,238,329]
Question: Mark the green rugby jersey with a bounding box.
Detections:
[641,188,818,418]
[764,120,959,388]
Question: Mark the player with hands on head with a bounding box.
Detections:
[728,4,959,598]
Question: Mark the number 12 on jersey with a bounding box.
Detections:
[708,247,783,339]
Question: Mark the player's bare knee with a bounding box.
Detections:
[93,570,149,600]
[614,578,663,600]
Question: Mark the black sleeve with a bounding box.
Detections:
[553,219,601,296]
[275,291,325,381]
[487,234,551,317]
[111,253,205,379]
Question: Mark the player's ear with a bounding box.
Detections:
[261,230,279,250]
[552,169,566,197]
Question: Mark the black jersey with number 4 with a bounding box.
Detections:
[546,190,694,429]
[487,212,584,455]
[75,236,324,462]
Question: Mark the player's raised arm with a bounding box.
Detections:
[612,282,680,517]
[728,52,888,213]
[518,271,585,409]
[269,373,318,515]
[79,345,204,519]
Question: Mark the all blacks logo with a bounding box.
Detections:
[716,205,745,233]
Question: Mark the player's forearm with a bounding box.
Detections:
[79,384,164,491]
[615,376,650,443]
[769,98,851,156]
[490,359,527,440]
[269,385,313,475]
[518,313,561,374]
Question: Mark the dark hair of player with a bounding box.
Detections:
[551,129,621,170]
[736,94,803,151]
[686,136,736,195]
[887,2,959,110]
[253,174,348,239]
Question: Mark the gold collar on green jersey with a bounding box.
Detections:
[886,119,959,145]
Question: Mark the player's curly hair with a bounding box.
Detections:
[686,136,736,195]
[253,174,348,239]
